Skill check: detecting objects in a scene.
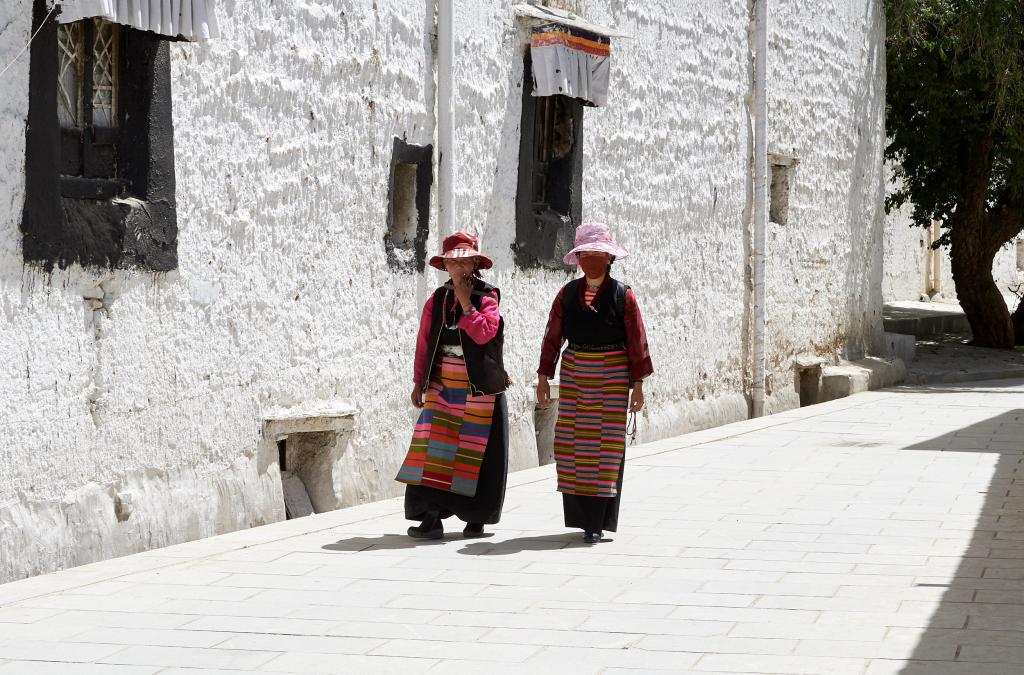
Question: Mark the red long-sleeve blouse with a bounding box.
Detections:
[537,280,654,383]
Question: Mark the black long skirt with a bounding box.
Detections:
[404,394,508,525]
[562,455,625,532]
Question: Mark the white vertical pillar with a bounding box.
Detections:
[437,0,455,236]
[751,0,769,418]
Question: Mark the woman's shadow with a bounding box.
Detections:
[457,532,599,556]
[321,532,598,554]
[321,534,452,552]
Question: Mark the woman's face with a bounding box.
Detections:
[578,251,611,279]
[444,257,476,280]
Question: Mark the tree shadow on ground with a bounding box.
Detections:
[457,532,609,556]
[898,407,1024,674]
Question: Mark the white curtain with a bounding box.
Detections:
[530,23,611,107]
[58,0,219,41]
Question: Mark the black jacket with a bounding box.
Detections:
[561,276,627,347]
[423,278,508,396]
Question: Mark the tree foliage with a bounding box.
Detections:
[886,0,1024,230]
[885,0,1024,346]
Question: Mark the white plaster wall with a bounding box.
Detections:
[0,0,892,582]
[762,0,887,384]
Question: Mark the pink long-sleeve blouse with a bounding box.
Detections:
[413,288,501,386]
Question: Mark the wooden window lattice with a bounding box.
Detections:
[57,19,118,130]
[91,20,118,128]
[57,22,83,128]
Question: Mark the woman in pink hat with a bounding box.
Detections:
[396,232,510,540]
[536,223,654,544]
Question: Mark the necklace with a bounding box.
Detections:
[444,295,461,330]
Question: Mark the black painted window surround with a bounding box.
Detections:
[22,0,178,272]
[514,49,584,270]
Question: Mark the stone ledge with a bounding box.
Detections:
[820,356,907,402]
[883,301,970,338]
[262,400,357,439]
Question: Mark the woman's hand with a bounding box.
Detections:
[410,384,424,408]
[628,381,645,413]
[452,270,473,310]
[536,377,552,408]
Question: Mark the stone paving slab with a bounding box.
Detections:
[1,379,1024,673]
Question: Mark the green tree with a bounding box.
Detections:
[885,0,1024,348]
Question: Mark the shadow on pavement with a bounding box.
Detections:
[896,378,1024,394]
[457,532,607,556]
[321,534,448,552]
[898,409,1024,674]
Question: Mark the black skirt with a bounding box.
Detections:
[562,455,625,532]
[404,394,508,525]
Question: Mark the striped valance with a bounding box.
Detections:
[57,0,219,41]
[513,3,628,108]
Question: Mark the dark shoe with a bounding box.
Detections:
[463,523,486,538]
[407,516,443,540]
[583,531,603,544]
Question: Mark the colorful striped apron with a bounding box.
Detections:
[553,348,629,498]
[396,355,496,497]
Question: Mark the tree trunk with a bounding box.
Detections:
[950,217,1015,348]
[1013,298,1024,346]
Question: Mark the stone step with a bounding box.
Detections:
[819,357,906,403]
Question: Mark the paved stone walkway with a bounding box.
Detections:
[2,379,1023,674]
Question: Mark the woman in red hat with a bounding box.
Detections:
[396,232,510,539]
[536,223,654,544]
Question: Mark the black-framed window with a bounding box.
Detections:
[513,50,584,270]
[22,0,178,271]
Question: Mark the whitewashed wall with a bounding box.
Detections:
[0,0,894,582]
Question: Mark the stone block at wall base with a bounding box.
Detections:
[820,357,906,403]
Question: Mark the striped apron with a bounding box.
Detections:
[553,348,629,498]
[396,355,496,497]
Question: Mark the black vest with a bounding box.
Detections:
[424,278,508,396]
[562,277,627,346]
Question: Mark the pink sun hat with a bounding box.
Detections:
[562,222,630,266]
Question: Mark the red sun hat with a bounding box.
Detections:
[429,232,494,271]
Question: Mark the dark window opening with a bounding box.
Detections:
[514,50,583,270]
[768,155,797,226]
[22,0,178,271]
[384,138,433,273]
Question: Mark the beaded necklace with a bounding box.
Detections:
[444,292,461,330]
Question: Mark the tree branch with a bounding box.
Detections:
[988,204,1024,250]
